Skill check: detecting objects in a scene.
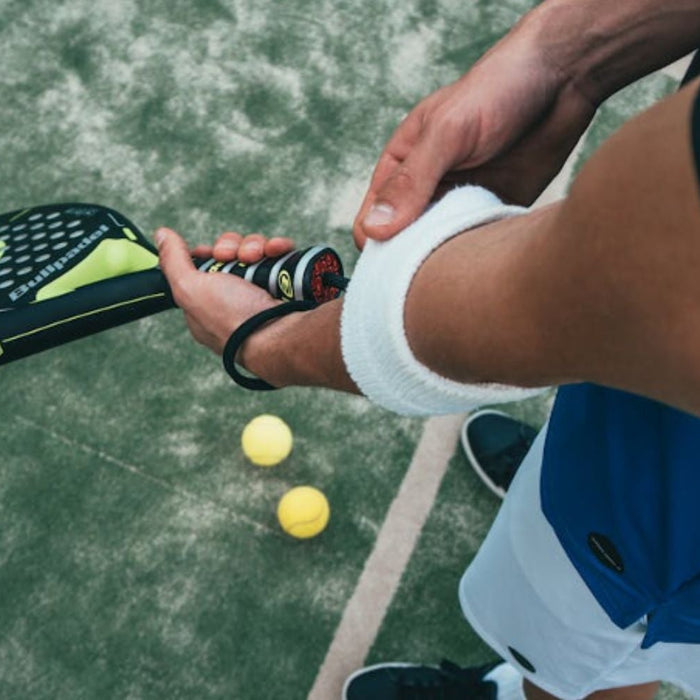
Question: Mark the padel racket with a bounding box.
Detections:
[0,203,346,365]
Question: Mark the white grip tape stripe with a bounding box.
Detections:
[198,258,217,272]
[244,260,261,283]
[293,246,324,300]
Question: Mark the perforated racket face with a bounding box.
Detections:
[0,203,156,309]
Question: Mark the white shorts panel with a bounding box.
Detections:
[459,423,700,699]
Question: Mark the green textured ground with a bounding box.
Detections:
[0,1,689,698]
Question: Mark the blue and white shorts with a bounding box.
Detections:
[459,425,700,699]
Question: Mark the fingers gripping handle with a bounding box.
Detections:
[193,245,346,304]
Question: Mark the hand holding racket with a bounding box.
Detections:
[156,227,299,355]
[0,203,346,365]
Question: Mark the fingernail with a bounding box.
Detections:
[241,241,262,256]
[363,203,395,227]
[218,240,237,251]
[154,228,168,247]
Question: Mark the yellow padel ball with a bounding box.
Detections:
[241,414,293,467]
[277,486,330,539]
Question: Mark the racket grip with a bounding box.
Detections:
[192,245,346,304]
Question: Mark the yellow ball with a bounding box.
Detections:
[241,414,293,467]
[277,486,330,539]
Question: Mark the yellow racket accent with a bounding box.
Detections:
[278,270,293,300]
[9,208,31,222]
[4,292,167,343]
[36,239,159,302]
[0,241,6,262]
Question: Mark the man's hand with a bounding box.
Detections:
[355,0,700,249]
[156,227,294,355]
[353,8,597,248]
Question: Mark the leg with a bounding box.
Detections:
[463,413,664,700]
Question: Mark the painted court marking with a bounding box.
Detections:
[308,413,465,699]
[13,414,276,537]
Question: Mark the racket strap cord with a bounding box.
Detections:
[222,299,318,390]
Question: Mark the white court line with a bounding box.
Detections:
[307,414,465,700]
[13,414,276,537]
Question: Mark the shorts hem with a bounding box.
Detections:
[459,581,585,700]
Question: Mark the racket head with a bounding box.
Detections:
[0,203,157,309]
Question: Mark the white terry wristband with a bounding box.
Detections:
[340,185,549,416]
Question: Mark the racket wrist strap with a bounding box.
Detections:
[223,300,318,391]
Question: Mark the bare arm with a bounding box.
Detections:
[537,0,700,103]
[354,0,700,244]
[158,7,700,416]
[241,81,700,416]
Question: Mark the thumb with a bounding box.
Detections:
[359,140,449,242]
[155,227,198,307]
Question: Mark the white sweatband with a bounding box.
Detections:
[341,185,549,416]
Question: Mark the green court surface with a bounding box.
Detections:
[0,1,690,698]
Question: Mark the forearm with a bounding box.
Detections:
[525,0,700,103]
[242,200,665,404]
[242,202,622,397]
[242,82,700,415]
[403,205,574,389]
[407,83,700,416]
[241,202,700,416]
[240,297,359,394]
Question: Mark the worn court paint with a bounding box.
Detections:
[308,414,464,699]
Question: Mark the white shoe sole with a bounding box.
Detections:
[460,409,510,500]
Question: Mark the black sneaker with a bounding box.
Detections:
[342,659,501,700]
[461,410,538,499]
